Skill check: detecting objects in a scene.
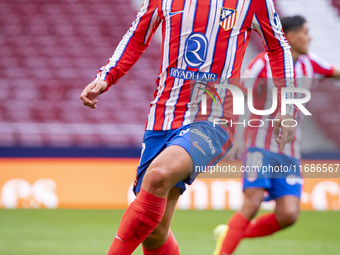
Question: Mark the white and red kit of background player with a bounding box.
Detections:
[243,51,334,159]
[95,0,295,133]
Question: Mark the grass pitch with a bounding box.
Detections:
[0,209,339,255]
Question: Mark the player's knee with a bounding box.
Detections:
[143,167,172,195]
[244,199,262,216]
[276,207,300,227]
[285,209,299,226]
[243,190,264,214]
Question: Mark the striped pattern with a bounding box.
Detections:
[243,52,334,159]
[95,0,295,132]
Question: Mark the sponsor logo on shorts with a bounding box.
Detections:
[179,128,190,136]
[191,128,216,154]
[286,174,303,185]
[193,141,206,155]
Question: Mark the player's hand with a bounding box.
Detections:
[273,112,295,152]
[80,80,108,109]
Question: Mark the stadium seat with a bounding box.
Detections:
[0,0,159,147]
[1,0,338,150]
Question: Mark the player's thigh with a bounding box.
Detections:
[267,174,301,228]
[242,148,271,211]
[142,145,193,197]
[142,121,231,195]
[133,130,171,195]
[134,127,191,196]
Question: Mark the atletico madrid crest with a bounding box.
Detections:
[219,8,237,31]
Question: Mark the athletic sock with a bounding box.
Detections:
[220,212,250,254]
[142,230,180,255]
[106,188,167,255]
[243,213,281,238]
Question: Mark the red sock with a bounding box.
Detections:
[220,212,250,254]
[244,213,281,238]
[107,189,167,255]
[142,230,180,255]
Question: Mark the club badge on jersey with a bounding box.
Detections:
[219,8,238,31]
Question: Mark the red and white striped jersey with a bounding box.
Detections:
[95,0,294,131]
[243,52,334,159]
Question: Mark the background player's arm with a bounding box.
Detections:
[252,0,295,152]
[80,0,162,108]
[332,68,340,78]
[308,53,340,78]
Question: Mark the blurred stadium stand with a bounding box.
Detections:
[277,0,340,68]
[0,0,159,151]
[308,80,340,146]
[0,0,339,157]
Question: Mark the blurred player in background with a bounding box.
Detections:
[213,15,340,255]
[80,0,297,254]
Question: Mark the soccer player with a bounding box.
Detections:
[213,15,340,255]
[80,0,297,254]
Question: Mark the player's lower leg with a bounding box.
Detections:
[143,188,182,255]
[244,195,300,238]
[106,146,191,255]
[214,188,263,254]
[243,213,281,238]
[143,230,180,255]
[216,212,250,255]
[106,188,167,255]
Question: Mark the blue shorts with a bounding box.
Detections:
[133,121,232,194]
[242,147,303,200]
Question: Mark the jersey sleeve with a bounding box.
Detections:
[95,0,162,92]
[251,0,296,117]
[308,53,334,78]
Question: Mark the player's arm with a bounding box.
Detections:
[308,53,340,78]
[80,0,162,108]
[252,0,296,152]
[333,68,340,78]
